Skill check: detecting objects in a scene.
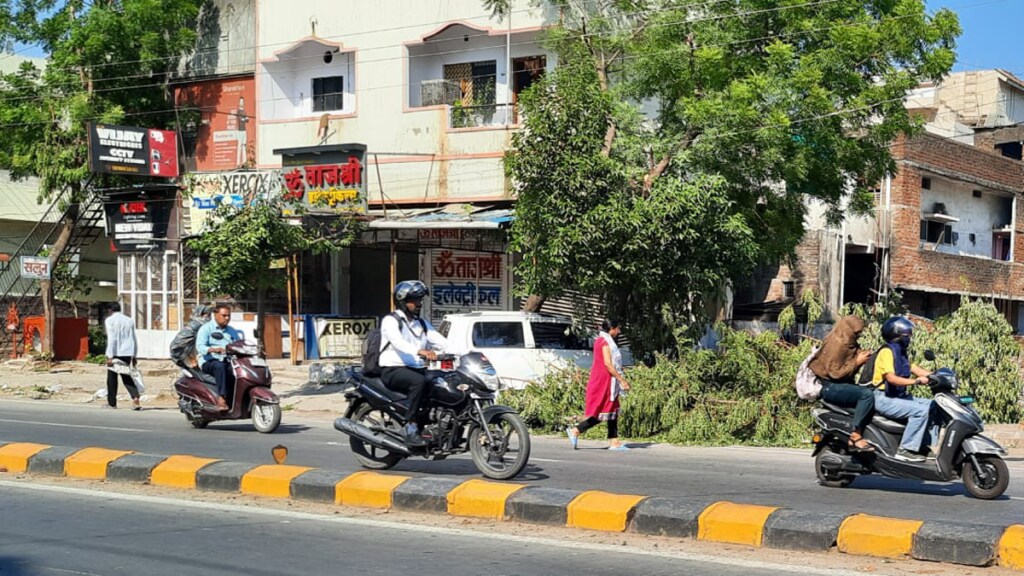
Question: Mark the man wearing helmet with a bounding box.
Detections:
[868,316,937,462]
[379,280,448,447]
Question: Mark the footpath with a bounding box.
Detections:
[2,358,1024,570]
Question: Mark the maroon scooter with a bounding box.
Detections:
[174,340,282,433]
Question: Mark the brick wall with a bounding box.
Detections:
[888,134,1024,299]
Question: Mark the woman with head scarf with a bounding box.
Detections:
[808,315,876,452]
[566,319,631,451]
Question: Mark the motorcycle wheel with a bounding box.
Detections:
[469,412,531,480]
[962,455,1009,500]
[251,401,282,433]
[349,403,404,470]
[187,415,208,429]
[815,448,855,488]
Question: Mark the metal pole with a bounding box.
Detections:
[286,255,296,365]
[505,10,512,126]
[389,231,397,311]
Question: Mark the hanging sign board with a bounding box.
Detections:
[19,256,50,280]
[88,123,180,177]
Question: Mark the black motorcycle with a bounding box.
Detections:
[334,352,531,480]
[812,351,1009,499]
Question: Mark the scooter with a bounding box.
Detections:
[173,340,282,433]
[812,351,1009,499]
[333,352,531,480]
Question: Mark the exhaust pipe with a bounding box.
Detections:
[334,417,411,456]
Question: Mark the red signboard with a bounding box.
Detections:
[175,77,256,171]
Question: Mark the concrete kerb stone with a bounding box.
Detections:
[392,477,464,513]
[629,497,716,539]
[912,521,1007,567]
[291,469,350,503]
[505,486,581,526]
[107,453,168,483]
[26,446,79,476]
[195,461,259,493]
[762,509,849,552]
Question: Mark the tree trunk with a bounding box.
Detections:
[523,294,546,313]
[42,209,79,354]
[255,284,267,353]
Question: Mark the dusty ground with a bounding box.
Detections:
[0,357,350,417]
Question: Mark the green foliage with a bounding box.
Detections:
[504,300,1023,447]
[0,1,203,198]
[912,298,1023,423]
[87,324,106,356]
[84,353,108,365]
[187,198,359,298]
[501,0,960,355]
[504,323,814,446]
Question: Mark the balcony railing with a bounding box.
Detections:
[448,103,516,129]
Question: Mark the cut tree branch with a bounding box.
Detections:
[642,131,698,194]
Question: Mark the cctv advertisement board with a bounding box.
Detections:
[88,123,180,177]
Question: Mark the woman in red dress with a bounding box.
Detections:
[566,319,631,450]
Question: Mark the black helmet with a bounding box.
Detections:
[393,280,429,309]
[881,316,914,345]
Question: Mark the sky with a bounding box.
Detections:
[931,0,1024,75]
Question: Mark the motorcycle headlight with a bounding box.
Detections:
[481,373,502,391]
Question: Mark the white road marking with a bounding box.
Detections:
[0,480,875,576]
[0,418,151,433]
[528,457,562,463]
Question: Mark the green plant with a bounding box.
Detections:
[88,325,107,356]
[451,101,473,128]
[84,353,107,365]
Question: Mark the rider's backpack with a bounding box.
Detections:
[169,307,211,368]
[361,312,427,377]
[857,346,888,387]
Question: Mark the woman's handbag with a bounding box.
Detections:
[795,347,822,401]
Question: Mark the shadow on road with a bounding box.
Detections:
[0,557,30,575]
[845,476,1012,500]
[395,459,549,482]
[201,423,313,435]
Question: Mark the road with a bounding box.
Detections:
[0,482,857,576]
[1,399,1022,527]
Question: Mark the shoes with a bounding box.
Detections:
[608,444,631,451]
[895,448,926,462]
[404,424,427,447]
[132,399,141,411]
[917,446,936,459]
[565,427,578,450]
[848,437,875,453]
[215,397,229,411]
[101,404,117,409]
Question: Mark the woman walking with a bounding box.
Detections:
[566,319,630,451]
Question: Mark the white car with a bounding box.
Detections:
[437,311,631,390]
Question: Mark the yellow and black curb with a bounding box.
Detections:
[2,441,1022,569]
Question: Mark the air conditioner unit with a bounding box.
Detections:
[421,79,461,107]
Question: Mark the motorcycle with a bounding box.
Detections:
[334,352,531,480]
[173,339,282,433]
[812,351,1009,499]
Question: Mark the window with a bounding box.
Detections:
[437,321,451,338]
[782,281,796,299]
[312,76,344,112]
[920,220,953,244]
[443,60,496,106]
[921,177,931,190]
[118,252,181,330]
[531,322,586,350]
[471,322,525,348]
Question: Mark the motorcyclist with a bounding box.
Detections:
[196,303,244,411]
[379,280,448,447]
[868,317,937,462]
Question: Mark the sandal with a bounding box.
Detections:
[848,436,875,453]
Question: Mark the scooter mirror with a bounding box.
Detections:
[923,349,936,361]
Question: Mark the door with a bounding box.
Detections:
[512,56,546,123]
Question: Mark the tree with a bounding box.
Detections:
[187,198,358,350]
[492,0,959,354]
[0,0,202,351]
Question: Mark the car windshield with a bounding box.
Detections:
[471,322,525,348]
[437,320,451,338]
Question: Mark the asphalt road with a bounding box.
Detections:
[1,399,1022,527]
[0,482,848,576]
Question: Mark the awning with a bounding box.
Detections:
[366,206,513,230]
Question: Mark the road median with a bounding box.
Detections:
[1,440,1021,569]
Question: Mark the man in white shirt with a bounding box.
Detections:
[380,280,448,447]
[104,302,141,410]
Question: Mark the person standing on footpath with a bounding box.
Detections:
[566,319,631,451]
[104,302,141,410]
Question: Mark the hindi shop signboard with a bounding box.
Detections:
[88,124,180,178]
[19,256,51,280]
[423,249,510,324]
[310,317,377,359]
[273,143,367,213]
